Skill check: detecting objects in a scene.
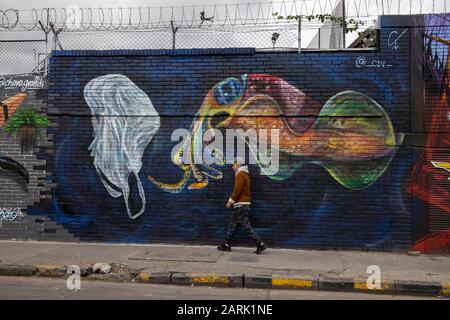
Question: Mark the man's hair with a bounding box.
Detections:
[233,156,245,165]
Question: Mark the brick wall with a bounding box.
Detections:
[1,14,448,253]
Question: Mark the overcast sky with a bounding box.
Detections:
[3,0,248,9]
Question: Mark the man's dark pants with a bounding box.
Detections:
[224,205,263,245]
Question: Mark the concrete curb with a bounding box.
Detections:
[318,277,355,293]
[395,280,442,296]
[0,263,448,297]
[244,274,272,289]
[0,264,35,277]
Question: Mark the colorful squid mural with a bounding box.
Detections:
[149,74,403,194]
[36,48,410,249]
[21,13,450,251]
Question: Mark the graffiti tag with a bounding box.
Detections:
[0,75,46,92]
[387,29,408,51]
[0,207,22,227]
[355,56,392,69]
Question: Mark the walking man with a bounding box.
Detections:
[217,158,267,254]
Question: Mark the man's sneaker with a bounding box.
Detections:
[217,243,231,252]
[254,243,267,254]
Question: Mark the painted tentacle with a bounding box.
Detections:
[147,169,191,193]
[147,80,234,191]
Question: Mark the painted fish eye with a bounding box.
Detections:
[213,78,242,105]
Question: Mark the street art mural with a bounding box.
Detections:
[29,43,411,249]
[0,13,445,253]
[407,14,450,253]
[0,93,27,125]
[0,93,30,185]
[149,74,403,193]
[0,76,54,239]
[4,105,50,153]
[0,92,48,186]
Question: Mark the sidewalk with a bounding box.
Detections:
[0,240,449,297]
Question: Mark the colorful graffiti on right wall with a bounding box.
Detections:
[408,13,450,253]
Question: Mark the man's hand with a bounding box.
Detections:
[226,202,232,208]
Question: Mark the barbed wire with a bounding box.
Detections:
[0,0,448,76]
[0,0,448,32]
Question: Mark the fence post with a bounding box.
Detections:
[298,17,301,53]
[318,29,321,49]
[171,20,179,50]
[342,0,346,48]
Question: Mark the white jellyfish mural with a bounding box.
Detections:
[84,74,160,219]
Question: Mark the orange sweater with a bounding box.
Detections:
[228,166,251,207]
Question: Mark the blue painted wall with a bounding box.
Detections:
[28,22,416,251]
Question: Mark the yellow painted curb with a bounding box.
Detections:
[35,265,66,277]
[272,278,314,289]
[353,279,392,292]
[35,265,66,270]
[190,275,231,285]
[137,272,150,282]
[441,283,450,297]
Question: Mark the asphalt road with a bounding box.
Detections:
[0,276,439,300]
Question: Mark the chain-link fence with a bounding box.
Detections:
[0,23,357,75]
[57,23,300,51]
[0,40,47,75]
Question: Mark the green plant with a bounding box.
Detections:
[4,105,50,138]
[272,12,364,34]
